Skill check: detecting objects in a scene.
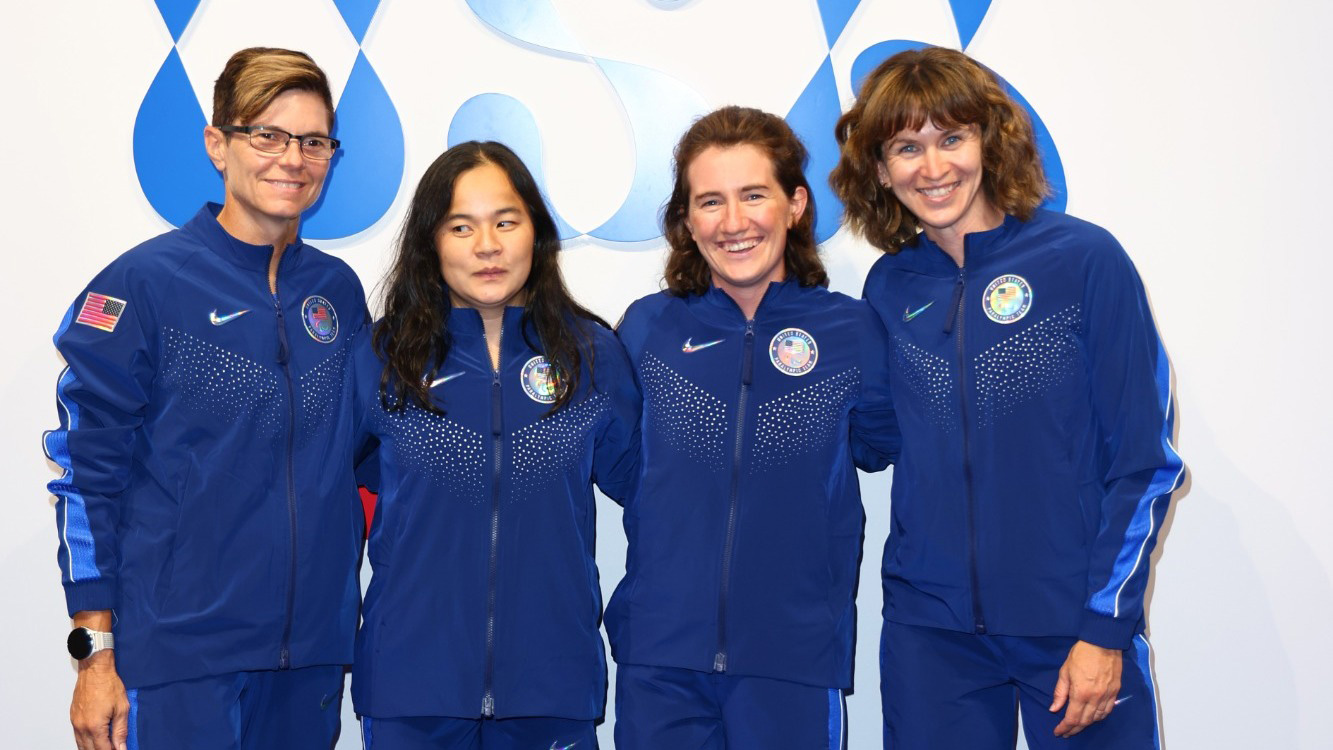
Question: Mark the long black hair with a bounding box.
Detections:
[374,141,606,414]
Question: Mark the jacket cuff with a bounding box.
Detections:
[64,579,117,618]
[1078,609,1138,650]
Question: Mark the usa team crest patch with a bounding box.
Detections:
[301,296,339,343]
[769,328,818,376]
[982,275,1032,324]
[520,356,559,404]
[76,292,127,332]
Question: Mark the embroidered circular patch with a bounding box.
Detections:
[769,328,818,376]
[520,356,559,403]
[301,295,339,343]
[981,275,1032,324]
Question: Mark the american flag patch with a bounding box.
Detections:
[75,292,128,333]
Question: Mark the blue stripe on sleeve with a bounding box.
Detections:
[1089,342,1185,617]
[44,365,101,583]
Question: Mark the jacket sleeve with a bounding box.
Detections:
[42,262,158,617]
[1077,236,1185,650]
[849,303,901,472]
[349,323,382,495]
[591,331,642,506]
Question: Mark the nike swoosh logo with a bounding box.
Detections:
[209,308,250,326]
[1114,695,1133,706]
[550,743,579,750]
[429,372,465,388]
[682,337,724,353]
[902,301,934,322]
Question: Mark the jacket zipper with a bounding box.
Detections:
[482,323,504,717]
[272,282,299,668]
[715,318,756,672]
[947,265,986,634]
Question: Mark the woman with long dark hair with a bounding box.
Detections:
[832,46,1183,749]
[350,141,639,749]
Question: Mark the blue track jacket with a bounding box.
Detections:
[351,307,640,721]
[862,210,1184,650]
[606,280,900,689]
[44,204,368,688]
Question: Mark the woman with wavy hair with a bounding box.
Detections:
[606,106,899,749]
[832,46,1183,749]
[349,141,639,749]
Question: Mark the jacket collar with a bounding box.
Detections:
[447,305,527,338]
[696,277,807,322]
[908,213,1023,272]
[184,203,305,274]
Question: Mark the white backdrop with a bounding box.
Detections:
[4,1,1331,748]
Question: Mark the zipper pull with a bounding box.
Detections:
[491,372,503,437]
[741,320,755,386]
[944,270,964,335]
[274,297,289,364]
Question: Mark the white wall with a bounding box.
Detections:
[3,0,1330,747]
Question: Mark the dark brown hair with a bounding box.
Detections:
[375,141,606,415]
[212,47,334,131]
[663,106,827,294]
[831,47,1047,253]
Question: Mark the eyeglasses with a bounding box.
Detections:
[218,125,341,160]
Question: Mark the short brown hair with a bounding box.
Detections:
[830,47,1047,253]
[212,47,334,131]
[663,106,827,295]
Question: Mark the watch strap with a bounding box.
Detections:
[88,629,115,654]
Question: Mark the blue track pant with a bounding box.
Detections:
[881,621,1161,749]
[359,715,595,750]
[614,664,845,750]
[127,665,344,750]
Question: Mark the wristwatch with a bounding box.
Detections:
[66,627,114,661]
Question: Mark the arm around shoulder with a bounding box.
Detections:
[849,304,901,472]
[591,327,642,505]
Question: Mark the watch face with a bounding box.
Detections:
[67,628,94,660]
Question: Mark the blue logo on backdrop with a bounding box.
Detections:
[793,0,1066,224]
[134,0,1063,243]
[456,0,710,242]
[135,0,405,240]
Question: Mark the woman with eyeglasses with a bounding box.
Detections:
[831,46,1184,749]
[349,141,640,750]
[46,47,367,750]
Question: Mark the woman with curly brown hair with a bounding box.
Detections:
[832,46,1183,749]
[606,106,899,749]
